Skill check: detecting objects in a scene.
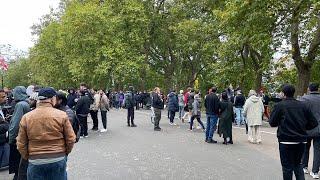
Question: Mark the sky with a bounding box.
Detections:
[0,0,60,51]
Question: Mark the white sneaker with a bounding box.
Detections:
[310,172,320,179]
[169,123,174,126]
[84,135,89,138]
[303,167,309,174]
[100,129,108,133]
[173,123,177,126]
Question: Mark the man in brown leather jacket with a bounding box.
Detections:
[16,87,76,180]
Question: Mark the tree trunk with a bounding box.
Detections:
[295,63,311,96]
[255,71,262,92]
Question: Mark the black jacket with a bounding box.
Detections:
[0,121,9,145]
[76,95,91,115]
[67,93,77,109]
[59,106,80,142]
[152,92,163,109]
[204,93,219,115]
[269,98,318,142]
[234,94,245,108]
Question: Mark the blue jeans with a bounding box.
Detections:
[205,114,218,140]
[235,107,244,125]
[0,143,9,168]
[27,156,67,180]
[178,105,184,119]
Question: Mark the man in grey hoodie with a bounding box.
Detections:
[300,83,320,179]
[8,86,31,180]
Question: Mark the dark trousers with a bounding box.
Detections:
[302,137,320,173]
[18,158,28,180]
[78,115,88,136]
[279,143,305,180]
[9,143,20,176]
[190,115,205,130]
[90,110,98,129]
[169,111,176,123]
[101,111,107,129]
[127,107,135,125]
[154,108,161,128]
[136,102,139,110]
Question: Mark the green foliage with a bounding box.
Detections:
[5,0,320,94]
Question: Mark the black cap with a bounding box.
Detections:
[38,87,57,100]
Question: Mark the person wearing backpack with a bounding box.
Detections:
[99,90,110,132]
[123,86,137,127]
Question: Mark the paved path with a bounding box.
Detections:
[0,109,315,180]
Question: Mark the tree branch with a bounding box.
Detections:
[307,15,320,63]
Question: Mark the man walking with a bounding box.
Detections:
[270,84,318,180]
[167,90,179,126]
[16,87,76,180]
[152,87,164,131]
[124,86,137,127]
[204,87,220,143]
[300,83,320,179]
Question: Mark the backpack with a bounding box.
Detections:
[66,108,81,142]
[124,93,134,109]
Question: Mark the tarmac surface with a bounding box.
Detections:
[0,108,315,180]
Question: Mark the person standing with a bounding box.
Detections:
[99,90,110,133]
[67,88,77,110]
[119,91,124,109]
[124,86,137,127]
[89,89,100,131]
[55,92,81,143]
[218,92,234,145]
[269,84,318,180]
[189,93,205,131]
[75,90,91,138]
[0,89,9,168]
[167,90,179,126]
[178,90,185,123]
[260,90,271,120]
[234,90,246,126]
[152,87,164,131]
[299,83,320,179]
[8,86,31,180]
[16,87,76,180]
[204,87,220,143]
[243,90,264,144]
[114,92,120,110]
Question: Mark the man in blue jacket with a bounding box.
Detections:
[167,90,179,126]
[8,86,31,180]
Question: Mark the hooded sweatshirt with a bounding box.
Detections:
[9,86,31,144]
[243,95,264,126]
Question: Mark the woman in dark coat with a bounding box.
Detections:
[218,92,234,145]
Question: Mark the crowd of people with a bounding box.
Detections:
[0,82,319,180]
